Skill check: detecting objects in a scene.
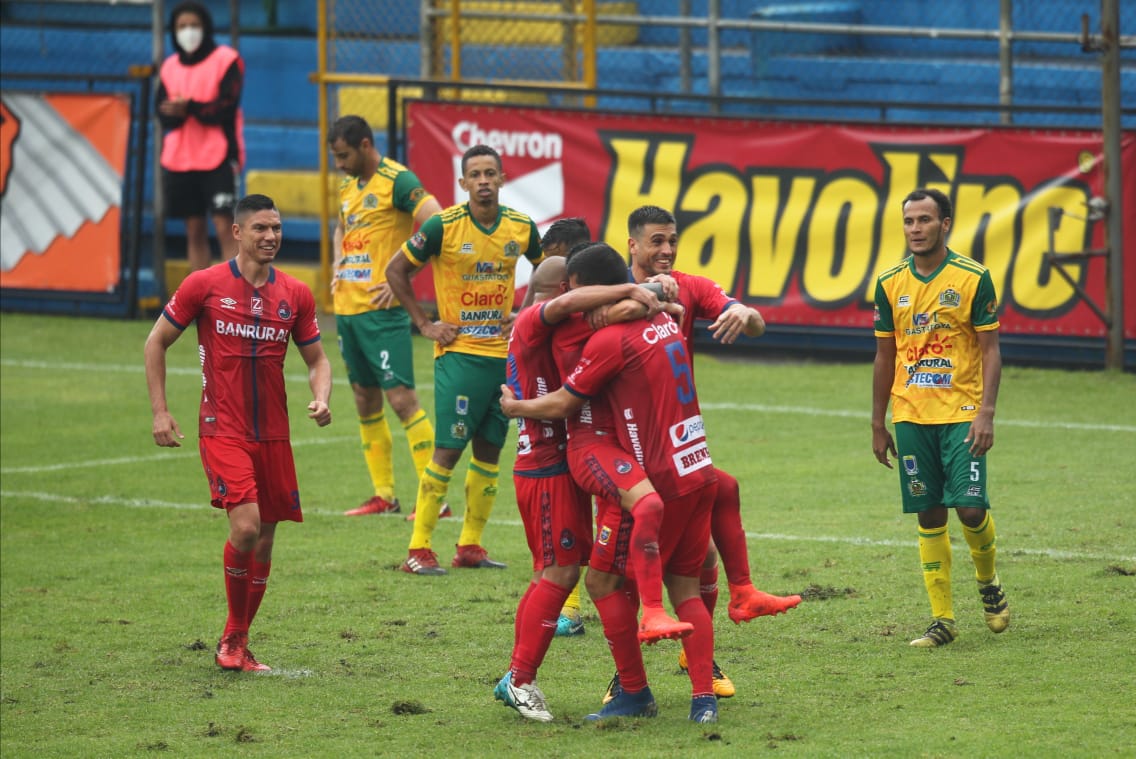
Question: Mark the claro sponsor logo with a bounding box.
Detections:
[451,121,563,160]
[641,319,680,344]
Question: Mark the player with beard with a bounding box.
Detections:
[626,205,800,698]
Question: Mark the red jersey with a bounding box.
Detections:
[506,302,568,473]
[670,269,736,352]
[162,259,322,442]
[551,314,619,442]
[564,312,716,499]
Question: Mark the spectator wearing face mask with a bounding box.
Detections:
[157,1,245,272]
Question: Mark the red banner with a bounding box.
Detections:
[407,101,1135,340]
[0,92,129,293]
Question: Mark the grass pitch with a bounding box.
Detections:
[1,312,1133,758]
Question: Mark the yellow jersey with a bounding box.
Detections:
[402,202,543,358]
[335,157,434,316]
[874,250,1000,425]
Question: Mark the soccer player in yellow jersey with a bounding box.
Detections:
[386,144,544,575]
[328,116,442,518]
[872,187,1010,647]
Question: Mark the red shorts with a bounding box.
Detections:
[514,470,593,571]
[199,436,303,523]
[589,483,717,579]
[567,433,649,501]
[589,495,632,576]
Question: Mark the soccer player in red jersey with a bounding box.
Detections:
[145,193,332,673]
[628,205,801,696]
[494,256,661,722]
[502,243,722,724]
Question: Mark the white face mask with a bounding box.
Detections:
[176,26,203,54]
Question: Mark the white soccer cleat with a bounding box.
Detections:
[502,675,554,722]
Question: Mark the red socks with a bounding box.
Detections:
[676,596,714,697]
[710,469,752,586]
[594,589,648,693]
[700,563,720,616]
[247,559,271,627]
[222,541,251,636]
[628,493,665,611]
[510,579,570,686]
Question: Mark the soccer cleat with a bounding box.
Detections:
[727,583,802,623]
[451,544,507,569]
[500,673,555,722]
[978,575,1010,633]
[405,501,453,521]
[344,495,400,516]
[689,694,719,724]
[494,672,512,705]
[555,612,585,637]
[601,671,623,705]
[909,618,958,648]
[241,646,271,672]
[585,685,658,721]
[678,650,736,698]
[400,548,448,576]
[638,607,694,644]
[215,631,246,671]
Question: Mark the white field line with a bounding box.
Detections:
[2,489,1133,564]
[4,357,1133,433]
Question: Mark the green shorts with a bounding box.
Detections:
[894,421,991,513]
[433,351,508,450]
[335,308,415,390]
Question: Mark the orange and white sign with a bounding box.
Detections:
[0,92,129,292]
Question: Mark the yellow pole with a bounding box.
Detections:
[582,0,597,107]
[317,0,331,312]
[450,0,462,81]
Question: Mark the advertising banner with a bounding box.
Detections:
[406,101,1135,342]
[0,92,130,293]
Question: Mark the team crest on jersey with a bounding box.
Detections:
[597,525,612,546]
[364,193,378,209]
[504,241,521,258]
[409,187,427,204]
[615,459,632,475]
[908,479,927,496]
[897,295,910,307]
[277,300,292,320]
[559,529,576,550]
[986,298,998,314]
[251,296,263,315]
[410,232,426,248]
[939,288,961,307]
[456,395,469,415]
[902,455,919,476]
[451,421,467,440]
[216,477,228,497]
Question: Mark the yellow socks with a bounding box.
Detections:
[402,408,435,482]
[458,457,499,547]
[408,462,453,550]
[963,512,998,583]
[562,578,582,615]
[917,524,953,620]
[359,411,395,502]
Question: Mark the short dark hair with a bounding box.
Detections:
[628,205,676,237]
[234,194,278,222]
[328,115,373,148]
[461,144,502,175]
[566,242,628,287]
[540,217,590,252]
[903,188,952,221]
